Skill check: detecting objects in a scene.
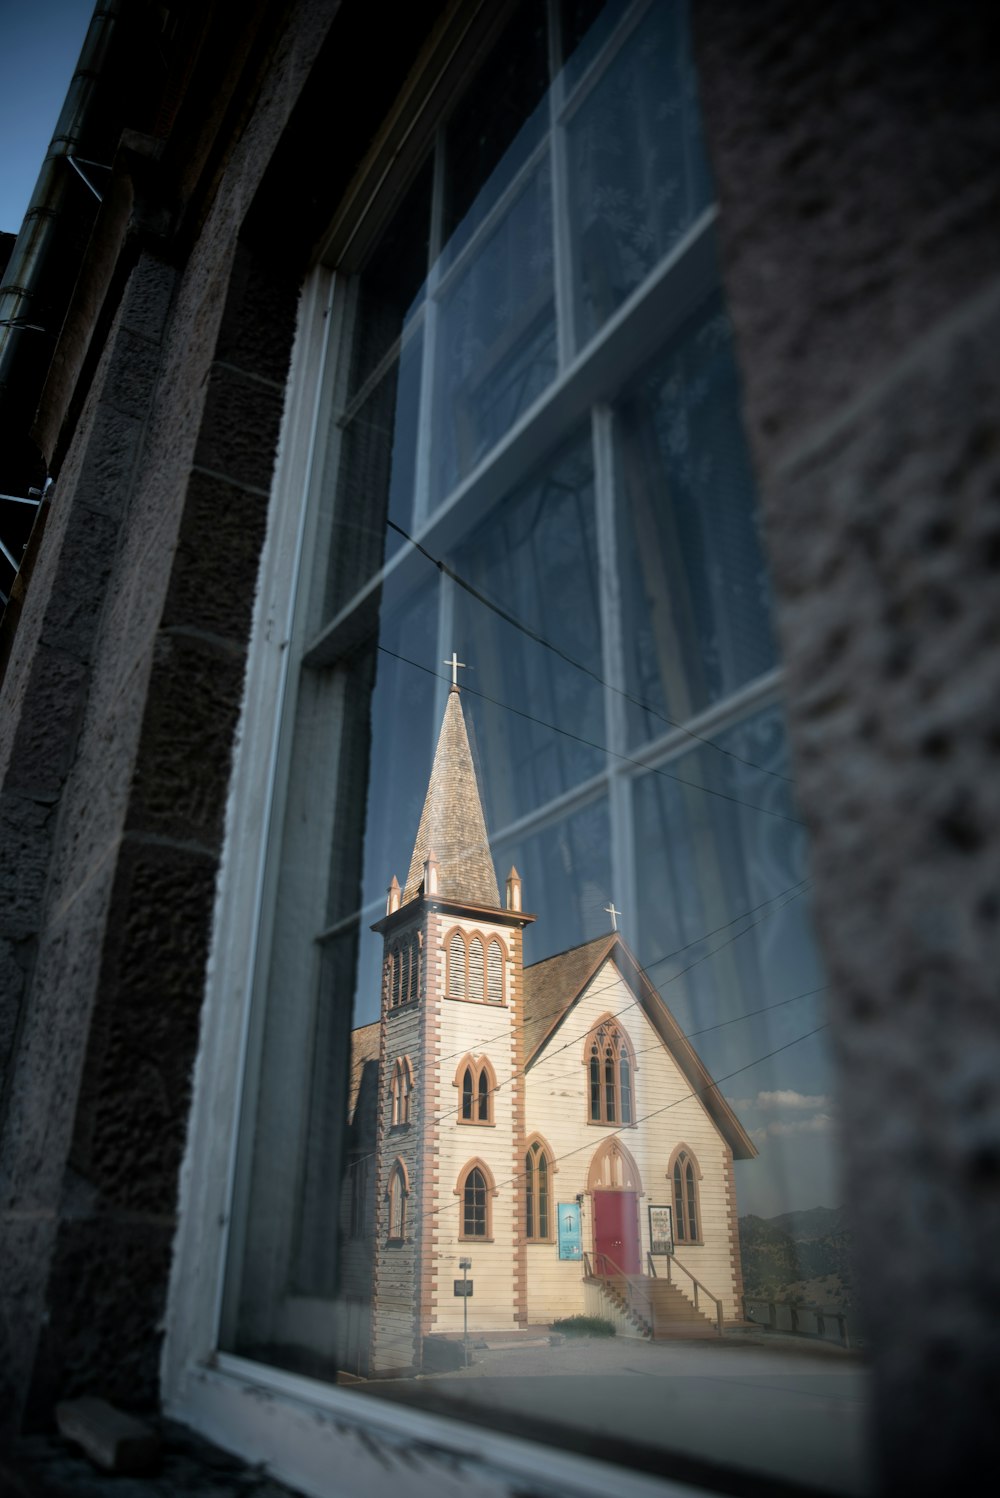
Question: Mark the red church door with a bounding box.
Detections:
[593,1191,640,1274]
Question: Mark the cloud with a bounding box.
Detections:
[750,1112,835,1144]
[729,1089,831,1113]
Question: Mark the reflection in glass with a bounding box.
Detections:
[616,291,777,743]
[218,5,866,1492]
[567,0,713,345]
[324,327,423,620]
[452,431,603,830]
[433,161,556,503]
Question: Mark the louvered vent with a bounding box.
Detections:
[487,940,503,1003]
[468,937,484,1002]
[449,931,465,997]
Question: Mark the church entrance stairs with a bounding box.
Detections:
[585,1253,722,1340]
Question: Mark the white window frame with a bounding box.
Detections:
[162,5,787,1493]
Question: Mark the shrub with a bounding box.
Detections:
[550,1315,616,1338]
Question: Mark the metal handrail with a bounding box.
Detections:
[586,1251,653,1329]
[648,1251,724,1334]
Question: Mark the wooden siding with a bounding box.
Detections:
[525,960,744,1322]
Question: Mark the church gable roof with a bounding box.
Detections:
[522,932,756,1160]
[402,688,500,908]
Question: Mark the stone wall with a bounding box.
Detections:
[692,4,1000,1490]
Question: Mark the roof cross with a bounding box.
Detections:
[443,651,467,689]
[604,902,622,932]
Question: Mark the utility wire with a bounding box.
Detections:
[387,517,795,786]
[378,648,804,828]
[413,1021,831,1230]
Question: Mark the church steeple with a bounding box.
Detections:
[401,683,500,908]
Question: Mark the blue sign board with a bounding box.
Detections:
[557,1202,582,1260]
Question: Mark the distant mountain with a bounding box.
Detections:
[739,1206,855,1313]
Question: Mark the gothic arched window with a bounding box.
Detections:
[390,1056,413,1126]
[456,1159,496,1240]
[486,938,504,1003]
[455,1054,496,1124]
[586,1017,636,1125]
[524,1135,554,1241]
[669,1146,702,1243]
[386,1159,408,1243]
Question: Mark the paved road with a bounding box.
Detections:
[362,1334,872,1496]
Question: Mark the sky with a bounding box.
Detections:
[0,0,95,236]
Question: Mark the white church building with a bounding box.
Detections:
[345,678,755,1374]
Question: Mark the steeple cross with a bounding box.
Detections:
[444,651,467,688]
[604,902,622,932]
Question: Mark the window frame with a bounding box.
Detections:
[585,1014,637,1127]
[523,1133,556,1243]
[161,4,790,1495]
[455,1158,498,1242]
[454,1053,497,1125]
[389,1055,414,1127]
[668,1144,703,1246]
[445,925,507,1004]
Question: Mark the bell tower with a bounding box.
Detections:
[369,670,533,1372]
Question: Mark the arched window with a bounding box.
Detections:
[456,1159,496,1240]
[386,1159,408,1243]
[587,1137,642,1194]
[669,1146,702,1244]
[455,1055,495,1125]
[390,1056,413,1126]
[445,929,506,1002]
[524,1135,555,1241]
[585,1017,636,1124]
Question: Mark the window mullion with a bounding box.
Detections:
[546,0,576,367]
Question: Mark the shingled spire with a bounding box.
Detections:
[401,685,500,908]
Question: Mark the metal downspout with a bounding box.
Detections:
[0,1,119,403]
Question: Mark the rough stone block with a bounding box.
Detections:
[120,253,176,344]
[3,645,89,802]
[71,838,217,1213]
[213,243,301,387]
[102,328,163,423]
[0,793,52,941]
[38,503,120,663]
[56,1397,160,1473]
[26,1215,173,1422]
[692,1,1000,476]
[160,467,270,642]
[0,843,114,1212]
[192,363,286,492]
[126,630,247,849]
[71,402,144,521]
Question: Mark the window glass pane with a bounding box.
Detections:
[218,5,866,1493]
[433,159,556,504]
[567,0,713,345]
[451,431,604,828]
[324,327,423,620]
[615,290,777,743]
[442,2,549,256]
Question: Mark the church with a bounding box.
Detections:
[345,672,756,1374]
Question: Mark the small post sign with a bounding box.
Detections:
[557,1202,582,1261]
[648,1204,674,1256]
[456,1257,472,1365]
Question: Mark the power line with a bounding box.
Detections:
[387,517,795,787]
[414,1020,831,1230]
[378,647,805,828]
